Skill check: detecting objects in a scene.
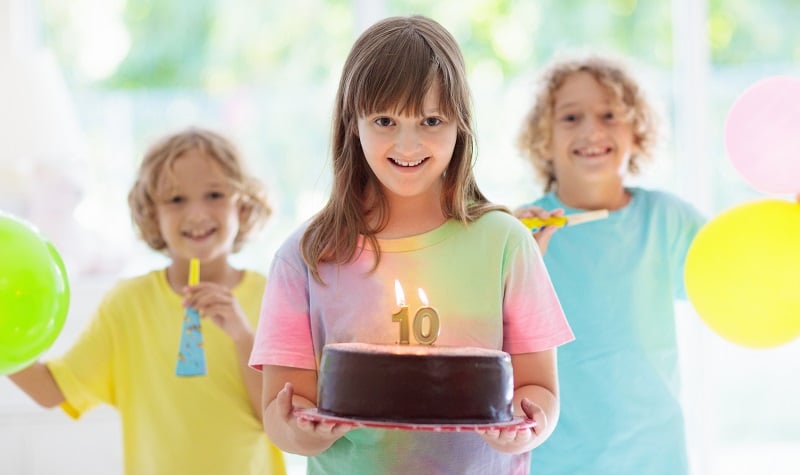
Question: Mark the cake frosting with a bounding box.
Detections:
[317,342,514,424]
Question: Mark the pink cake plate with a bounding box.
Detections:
[293,408,536,433]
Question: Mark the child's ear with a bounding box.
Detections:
[543,140,555,162]
[631,138,643,156]
[238,200,251,223]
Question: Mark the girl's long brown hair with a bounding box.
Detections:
[301,15,504,282]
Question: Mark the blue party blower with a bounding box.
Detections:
[176,258,207,376]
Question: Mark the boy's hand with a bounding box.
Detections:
[513,206,565,255]
[182,282,251,342]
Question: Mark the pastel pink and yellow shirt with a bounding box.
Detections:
[251,210,573,475]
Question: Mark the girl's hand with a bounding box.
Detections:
[513,206,565,255]
[276,382,352,450]
[182,282,252,342]
[478,398,547,454]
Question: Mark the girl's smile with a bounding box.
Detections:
[357,80,457,205]
[389,156,429,168]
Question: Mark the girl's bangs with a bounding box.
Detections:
[354,40,455,119]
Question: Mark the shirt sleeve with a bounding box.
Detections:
[671,200,706,300]
[501,227,574,354]
[45,295,116,419]
[249,247,317,371]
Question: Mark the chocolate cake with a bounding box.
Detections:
[317,342,514,424]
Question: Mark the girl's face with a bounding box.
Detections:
[547,71,637,187]
[154,150,242,265]
[357,81,457,206]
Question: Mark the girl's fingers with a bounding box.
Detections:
[521,398,546,435]
[276,383,295,421]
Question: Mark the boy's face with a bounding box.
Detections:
[547,71,637,188]
[356,80,457,207]
[154,150,241,266]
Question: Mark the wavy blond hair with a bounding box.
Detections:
[128,127,271,253]
[518,53,661,192]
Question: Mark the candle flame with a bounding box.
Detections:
[394,279,406,306]
[418,288,429,306]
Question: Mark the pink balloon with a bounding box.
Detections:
[724,75,800,194]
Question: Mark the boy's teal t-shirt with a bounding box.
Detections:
[527,187,705,475]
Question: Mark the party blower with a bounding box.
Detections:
[520,209,610,232]
[176,258,207,376]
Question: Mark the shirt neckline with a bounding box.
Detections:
[360,219,461,253]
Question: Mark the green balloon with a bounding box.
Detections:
[0,212,70,375]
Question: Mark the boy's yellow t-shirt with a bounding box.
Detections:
[46,269,285,475]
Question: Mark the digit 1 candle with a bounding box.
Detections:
[414,288,440,345]
[176,258,207,376]
[392,279,410,345]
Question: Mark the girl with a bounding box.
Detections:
[515,54,706,475]
[249,15,573,475]
[9,128,286,475]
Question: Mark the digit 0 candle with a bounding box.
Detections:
[414,288,440,345]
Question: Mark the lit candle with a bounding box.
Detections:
[391,279,410,344]
[414,288,440,345]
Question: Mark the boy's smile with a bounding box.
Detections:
[548,71,637,189]
[154,150,241,265]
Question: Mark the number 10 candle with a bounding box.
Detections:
[392,279,440,345]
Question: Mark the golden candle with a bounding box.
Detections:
[414,288,440,345]
[391,279,410,344]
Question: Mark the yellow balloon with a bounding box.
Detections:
[685,199,800,348]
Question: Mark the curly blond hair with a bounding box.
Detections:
[518,53,661,192]
[128,127,271,253]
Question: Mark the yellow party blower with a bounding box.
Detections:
[176,258,207,376]
[520,209,610,232]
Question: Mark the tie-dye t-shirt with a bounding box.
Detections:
[250,210,574,475]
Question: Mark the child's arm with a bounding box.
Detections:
[230,332,262,419]
[513,206,565,254]
[478,349,559,454]
[8,362,66,408]
[183,282,262,418]
[261,365,351,456]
